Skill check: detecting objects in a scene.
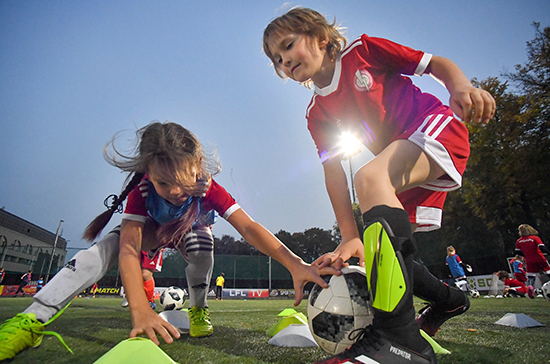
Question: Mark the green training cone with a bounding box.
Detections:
[266,312,308,337]
[93,338,179,364]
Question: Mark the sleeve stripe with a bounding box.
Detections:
[415,53,432,76]
[222,204,241,220]
[122,213,147,223]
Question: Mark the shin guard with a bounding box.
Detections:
[363,219,410,314]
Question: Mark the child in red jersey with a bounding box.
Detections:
[0,121,336,361]
[264,7,495,364]
[497,271,534,298]
[515,224,550,287]
[510,254,527,283]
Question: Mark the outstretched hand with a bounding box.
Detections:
[449,85,495,124]
[313,238,365,270]
[290,261,341,306]
[129,306,180,345]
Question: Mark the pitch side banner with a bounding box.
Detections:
[0,285,37,296]
[466,274,498,292]
[222,288,270,298]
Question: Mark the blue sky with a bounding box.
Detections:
[1,1,549,261]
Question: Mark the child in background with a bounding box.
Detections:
[497,270,534,298]
[511,254,527,283]
[120,249,165,309]
[263,7,495,363]
[446,246,472,292]
[15,270,32,297]
[0,267,5,284]
[515,224,550,287]
[215,273,225,301]
[0,121,336,361]
[140,248,165,309]
[36,277,44,293]
[90,282,98,298]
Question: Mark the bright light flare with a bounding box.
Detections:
[339,132,362,159]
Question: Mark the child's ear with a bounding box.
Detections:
[318,37,328,49]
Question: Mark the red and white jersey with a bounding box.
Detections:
[305,35,471,231]
[503,278,528,295]
[515,235,548,265]
[308,34,448,157]
[123,176,240,225]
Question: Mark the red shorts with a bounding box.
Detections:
[514,272,527,283]
[397,113,470,232]
[140,249,164,273]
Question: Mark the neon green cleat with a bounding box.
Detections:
[0,309,73,360]
[0,313,45,360]
[188,307,213,337]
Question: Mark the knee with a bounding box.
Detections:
[142,269,153,281]
[354,166,391,197]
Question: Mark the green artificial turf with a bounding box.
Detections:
[0,296,548,364]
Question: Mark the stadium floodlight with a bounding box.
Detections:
[339,132,362,160]
[46,219,63,284]
[339,132,362,203]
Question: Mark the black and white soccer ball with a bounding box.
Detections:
[160,286,185,311]
[469,289,480,298]
[307,265,373,354]
[541,281,550,303]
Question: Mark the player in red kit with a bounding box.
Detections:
[264,7,495,364]
[515,224,550,287]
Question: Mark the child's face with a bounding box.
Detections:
[148,167,196,206]
[269,32,328,84]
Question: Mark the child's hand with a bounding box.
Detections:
[289,262,341,306]
[129,306,180,345]
[313,238,365,270]
[449,85,495,124]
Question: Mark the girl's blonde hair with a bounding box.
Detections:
[83,121,220,248]
[518,224,538,237]
[446,245,456,256]
[263,7,347,83]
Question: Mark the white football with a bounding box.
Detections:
[469,289,480,298]
[307,266,373,354]
[160,286,185,311]
[541,281,550,303]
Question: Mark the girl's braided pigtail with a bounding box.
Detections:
[82,172,145,241]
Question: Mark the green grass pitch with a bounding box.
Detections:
[0,296,549,363]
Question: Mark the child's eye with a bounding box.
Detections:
[286,42,293,50]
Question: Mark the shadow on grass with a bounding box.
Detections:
[163,325,324,364]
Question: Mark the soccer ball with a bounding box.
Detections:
[541,281,550,303]
[160,286,185,311]
[307,265,373,354]
[469,289,480,298]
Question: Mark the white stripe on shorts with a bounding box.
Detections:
[408,114,461,191]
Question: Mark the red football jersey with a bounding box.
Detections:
[515,235,550,273]
[504,277,528,295]
[305,34,470,231]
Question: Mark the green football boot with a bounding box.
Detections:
[188,307,213,337]
[0,309,72,360]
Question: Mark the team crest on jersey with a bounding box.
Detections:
[354,69,373,92]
